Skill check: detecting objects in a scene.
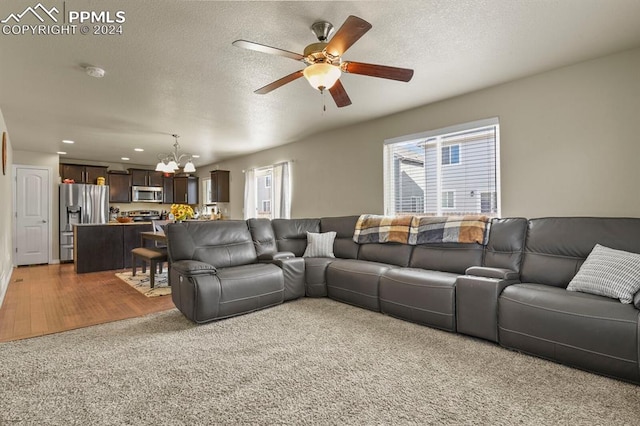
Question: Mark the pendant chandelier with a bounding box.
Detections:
[155,134,196,173]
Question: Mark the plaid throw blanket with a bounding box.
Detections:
[412,215,491,245]
[353,214,417,244]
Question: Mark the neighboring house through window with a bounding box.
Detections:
[383,118,500,216]
[244,161,292,220]
[256,168,273,218]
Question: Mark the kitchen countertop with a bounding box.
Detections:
[73,222,153,226]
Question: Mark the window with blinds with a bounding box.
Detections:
[384,118,500,217]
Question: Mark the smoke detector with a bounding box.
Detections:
[85,66,105,78]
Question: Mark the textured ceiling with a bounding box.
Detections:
[2,0,640,168]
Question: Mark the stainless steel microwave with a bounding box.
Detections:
[131,186,163,203]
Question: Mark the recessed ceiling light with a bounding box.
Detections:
[85,66,105,78]
[62,140,74,144]
[134,148,144,152]
[192,155,200,158]
[121,157,130,161]
[57,151,67,155]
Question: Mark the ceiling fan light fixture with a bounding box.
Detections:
[303,63,341,91]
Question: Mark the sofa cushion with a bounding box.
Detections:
[167,221,258,268]
[409,243,482,274]
[326,259,394,311]
[483,218,528,272]
[304,257,336,297]
[321,215,360,259]
[247,218,277,258]
[499,283,640,383]
[567,244,640,303]
[272,218,320,256]
[215,264,284,319]
[303,231,336,258]
[520,217,640,287]
[358,243,413,267]
[379,268,458,331]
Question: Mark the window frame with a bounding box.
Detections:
[441,190,455,209]
[441,144,461,166]
[201,177,213,205]
[383,117,501,217]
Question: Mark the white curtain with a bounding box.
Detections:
[272,161,291,219]
[243,168,257,219]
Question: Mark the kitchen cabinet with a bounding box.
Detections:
[163,177,174,204]
[129,168,163,187]
[74,223,152,273]
[108,172,131,203]
[173,176,199,204]
[60,164,108,184]
[210,170,230,203]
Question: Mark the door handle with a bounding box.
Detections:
[42,220,47,223]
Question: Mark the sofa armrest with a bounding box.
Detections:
[258,251,296,261]
[465,266,519,280]
[634,290,640,310]
[456,274,519,342]
[171,260,217,277]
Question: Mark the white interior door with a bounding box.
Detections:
[15,167,50,265]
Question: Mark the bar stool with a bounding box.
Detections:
[131,247,168,289]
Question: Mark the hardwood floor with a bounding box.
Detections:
[0,263,175,342]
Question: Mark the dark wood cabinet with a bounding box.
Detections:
[210,170,230,203]
[148,171,164,187]
[74,223,152,273]
[60,164,108,184]
[123,225,152,268]
[74,225,125,273]
[173,176,199,204]
[108,172,131,203]
[163,177,174,204]
[129,168,163,187]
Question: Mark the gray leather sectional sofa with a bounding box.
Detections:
[166,216,640,384]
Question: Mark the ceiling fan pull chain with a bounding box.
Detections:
[323,89,326,113]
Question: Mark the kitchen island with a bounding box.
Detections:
[73,222,153,273]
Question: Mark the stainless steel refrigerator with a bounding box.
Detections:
[59,183,109,262]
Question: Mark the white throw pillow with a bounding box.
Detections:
[303,231,336,258]
[567,244,640,304]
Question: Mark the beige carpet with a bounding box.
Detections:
[1,298,638,425]
[115,270,171,297]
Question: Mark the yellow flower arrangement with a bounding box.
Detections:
[170,204,194,221]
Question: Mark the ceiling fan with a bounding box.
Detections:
[232,15,414,108]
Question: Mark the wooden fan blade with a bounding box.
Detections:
[232,40,304,61]
[342,61,414,82]
[324,16,372,58]
[328,79,352,108]
[254,70,305,94]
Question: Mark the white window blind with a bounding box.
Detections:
[384,118,500,217]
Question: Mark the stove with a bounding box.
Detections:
[127,210,161,222]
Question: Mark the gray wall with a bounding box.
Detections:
[204,47,640,220]
[0,109,12,304]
